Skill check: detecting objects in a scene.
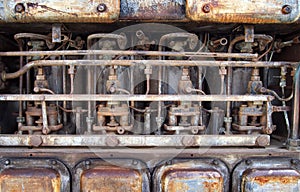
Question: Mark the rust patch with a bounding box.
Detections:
[242,169,300,191]
[186,0,299,23]
[81,166,143,192]
[162,169,224,192]
[3,0,120,23]
[253,176,298,185]
[0,168,61,192]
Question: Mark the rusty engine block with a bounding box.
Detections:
[0,0,299,191]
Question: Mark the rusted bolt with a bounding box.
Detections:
[132,160,138,165]
[282,5,292,14]
[117,127,125,135]
[85,160,91,166]
[182,136,195,146]
[191,128,198,135]
[97,3,107,12]
[256,136,269,146]
[51,160,57,165]
[202,4,211,13]
[212,160,219,165]
[291,159,298,165]
[15,3,25,13]
[245,160,252,165]
[29,136,43,147]
[4,160,10,165]
[105,136,119,147]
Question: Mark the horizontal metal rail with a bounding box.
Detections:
[0,94,273,101]
[0,134,270,147]
[0,50,258,59]
[2,60,298,80]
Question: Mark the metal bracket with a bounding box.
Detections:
[52,24,61,43]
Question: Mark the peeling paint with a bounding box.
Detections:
[1,0,120,23]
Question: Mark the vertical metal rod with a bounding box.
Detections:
[225,66,232,134]
[157,41,163,134]
[87,38,93,134]
[62,61,67,125]
[198,66,203,126]
[17,43,24,131]
[41,101,49,134]
[292,65,300,139]
[92,65,97,119]
[130,66,134,107]
[87,66,93,133]
[157,65,162,134]
[75,107,82,134]
[25,43,30,94]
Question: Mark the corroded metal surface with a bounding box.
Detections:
[162,170,223,191]
[74,159,150,192]
[153,159,229,192]
[0,158,70,192]
[80,167,143,191]
[120,0,185,20]
[186,0,300,23]
[242,169,300,191]
[0,134,270,147]
[0,168,61,192]
[232,158,300,191]
[0,0,120,23]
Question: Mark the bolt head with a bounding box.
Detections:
[291,159,298,165]
[282,5,292,14]
[202,4,211,13]
[212,160,219,165]
[4,160,10,165]
[245,160,252,165]
[97,4,107,12]
[15,3,25,13]
[85,160,91,166]
[132,160,138,165]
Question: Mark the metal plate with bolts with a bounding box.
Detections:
[0,158,70,192]
[0,0,120,23]
[186,0,299,23]
[73,159,150,192]
[0,134,270,147]
[232,157,300,192]
[153,158,229,192]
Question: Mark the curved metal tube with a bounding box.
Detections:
[2,60,298,81]
[292,65,300,139]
